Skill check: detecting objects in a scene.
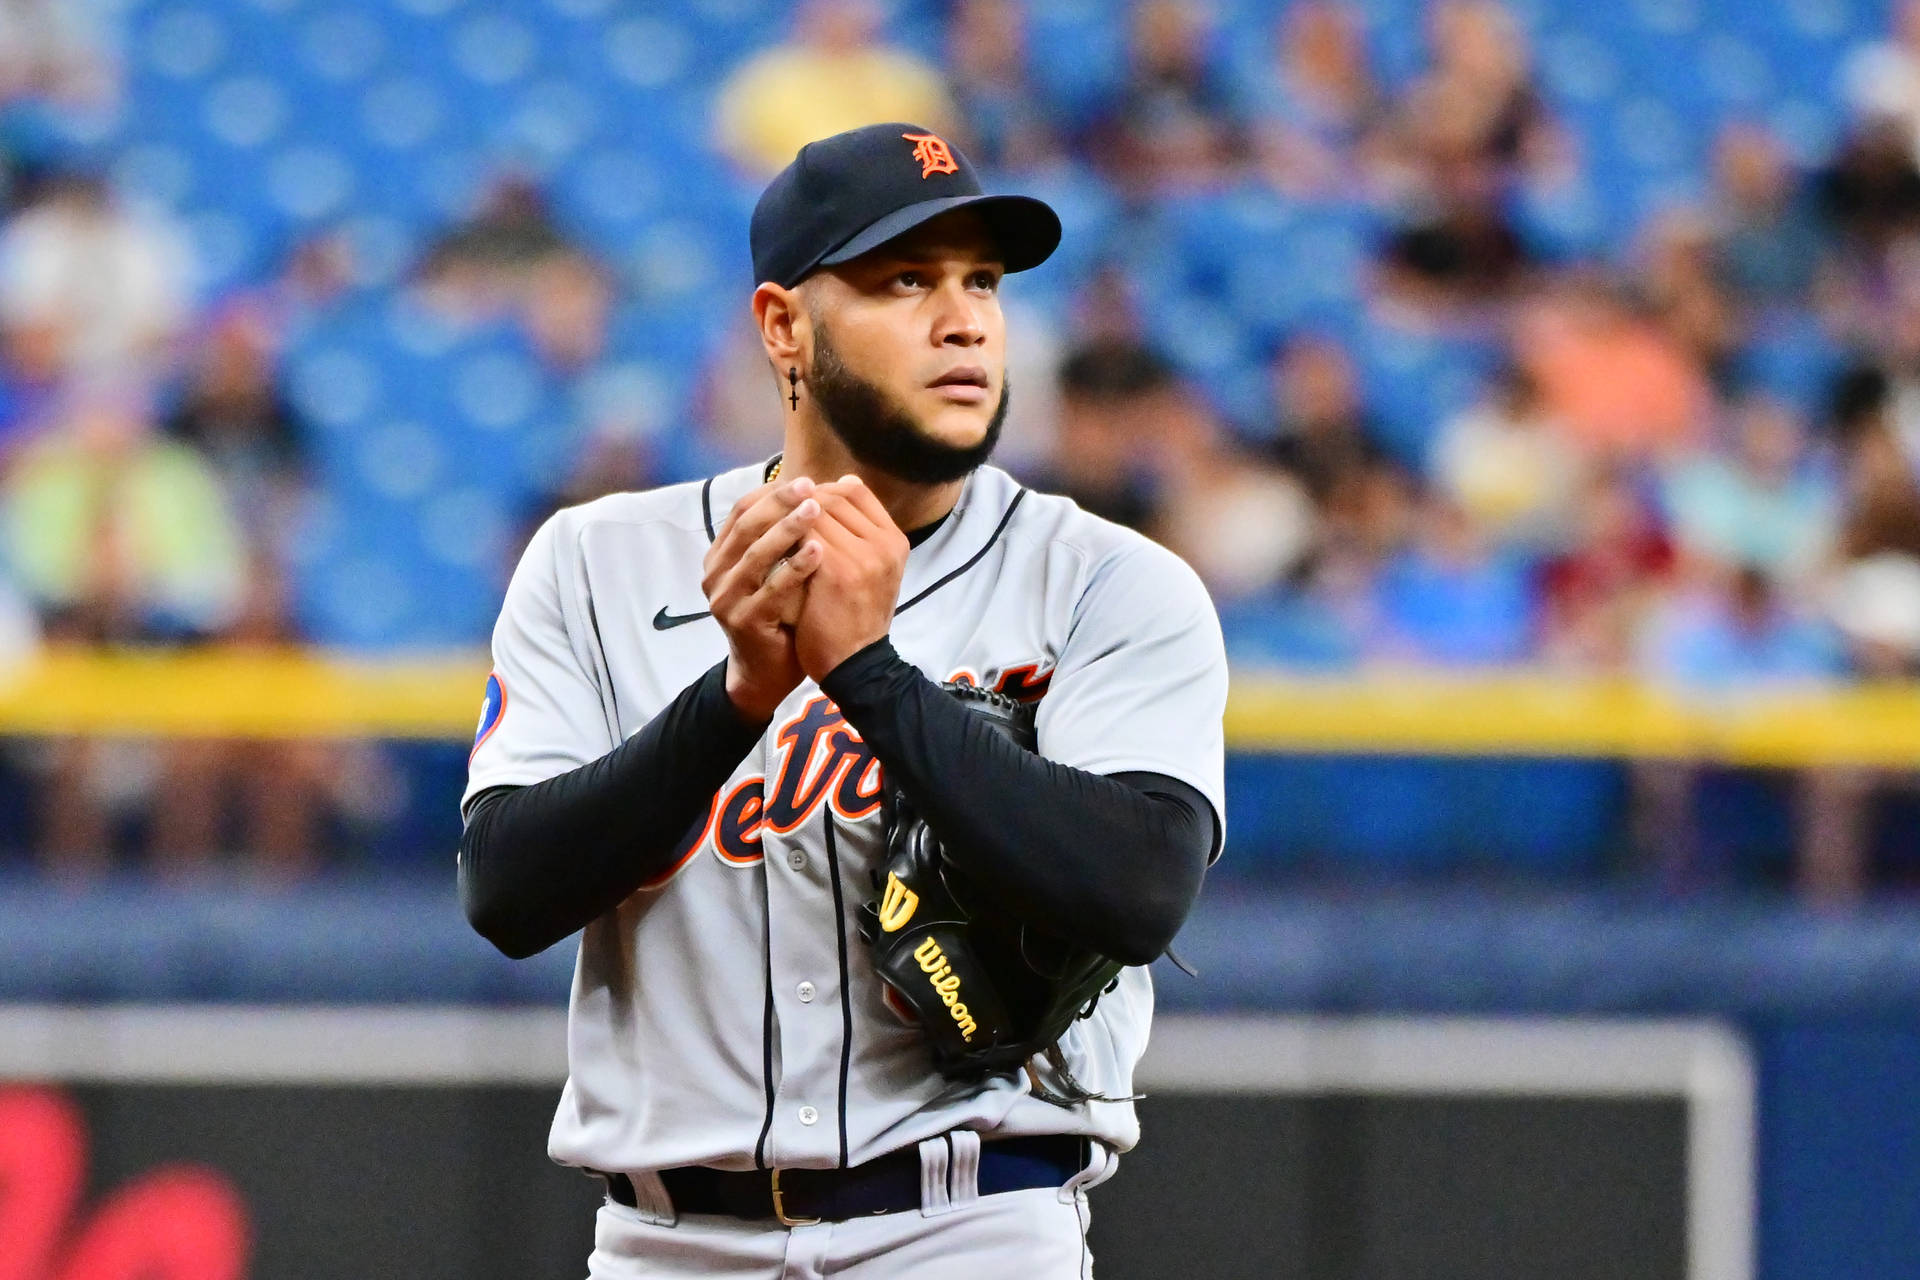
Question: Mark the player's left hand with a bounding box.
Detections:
[794,475,910,681]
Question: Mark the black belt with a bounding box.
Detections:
[601,1134,1088,1226]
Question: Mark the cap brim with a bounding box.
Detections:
[815,193,1061,277]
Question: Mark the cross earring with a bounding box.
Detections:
[787,367,800,411]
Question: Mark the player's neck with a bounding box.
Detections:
[778,427,965,535]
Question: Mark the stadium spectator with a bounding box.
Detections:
[1420,0,1557,175]
[1246,0,1385,197]
[1369,496,1536,666]
[0,303,64,459]
[1661,397,1838,584]
[1841,0,1920,159]
[1819,131,1920,353]
[1376,162,1533,312]
[1779,369,1920,903]
[1373,0,1564,312]
[1538,467,1673,670]
[1640,563,1841,689]
[1430,363,1577,556]
[1264,333,1391,505]
[1817,116,1920,262]
[412,173,619,383]
[1870,285,1920,452]
[416,173,592,320]
[1634,565,1848,895]
[520,253,613,374]
[4,380,244,642]
[1150,382,1316,602]
[163,302,307,550]
[1710,123,1827,312]
[1831,366,1920,563]
[715,0,957,177]
[1829,552,1920,676]
[1089,0,1247,195]
[0,167,192,382]
[1824,365,1920,676]
[258,230,359,338]
[1027,338,1168,533]
[1634,209,1744,391]
[1516,273,1711,460]
[1374,55,1537,313]
[1,381,246,871]
[0,0,118,109]
[1308,455,1419,634]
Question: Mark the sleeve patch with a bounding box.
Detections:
[471,672,506,757]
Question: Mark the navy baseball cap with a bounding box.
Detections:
[750,122,1061,289]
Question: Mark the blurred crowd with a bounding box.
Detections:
[1,0,1919,890]
[690,0,1920,692]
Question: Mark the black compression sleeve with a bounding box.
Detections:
[458,659,764,959]
[820,638,1214,966]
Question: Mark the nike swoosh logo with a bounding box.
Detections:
[652,606,711,630]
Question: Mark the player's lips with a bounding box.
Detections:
[928,367,990,404]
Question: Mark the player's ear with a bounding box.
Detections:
[752,282,808,366]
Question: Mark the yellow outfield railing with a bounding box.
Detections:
[0,648,1916,768]
[0,648,488,741]
[1223,674,1920,767]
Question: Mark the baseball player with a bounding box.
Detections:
[458,123,1226,1278]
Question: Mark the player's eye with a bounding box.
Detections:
[969,270,1000,292]
[896,270,924,289]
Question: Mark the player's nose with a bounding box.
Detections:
[931,282,986,348]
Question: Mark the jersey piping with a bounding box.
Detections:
[578,557,623,750]
[754,903,777,1171]
[585,597,622,743]
[894,488,1028,617]
[825,815,854,1168]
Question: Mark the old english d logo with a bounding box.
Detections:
[903,132,958,178]
[878,872,919,932]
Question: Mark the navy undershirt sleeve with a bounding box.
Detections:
[458,659,764,959]
[820,637,1214,967]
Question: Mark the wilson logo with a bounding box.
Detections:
[878,874,918,932]
[912,937,977,1040]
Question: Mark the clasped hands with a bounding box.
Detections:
[702,475,910,722]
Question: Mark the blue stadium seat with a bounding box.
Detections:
[1735,310,1846,416]
[1347,317,1504,470]
[136,5,235,84]
[1023,1,1128,129]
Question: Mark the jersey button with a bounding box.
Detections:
[798,1105,819,1126]
[797,981,816,1003]
[787,850,806,870]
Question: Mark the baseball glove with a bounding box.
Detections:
[856,682,1132,1107]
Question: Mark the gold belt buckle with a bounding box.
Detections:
[770,1169,821,1228]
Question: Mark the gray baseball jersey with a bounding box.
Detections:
[463,459,1227,1180]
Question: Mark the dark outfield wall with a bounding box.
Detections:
[1,1083,1685,1280]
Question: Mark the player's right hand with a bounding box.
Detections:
[703,477,826,722]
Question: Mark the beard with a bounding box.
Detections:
[807,322,1008,486]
